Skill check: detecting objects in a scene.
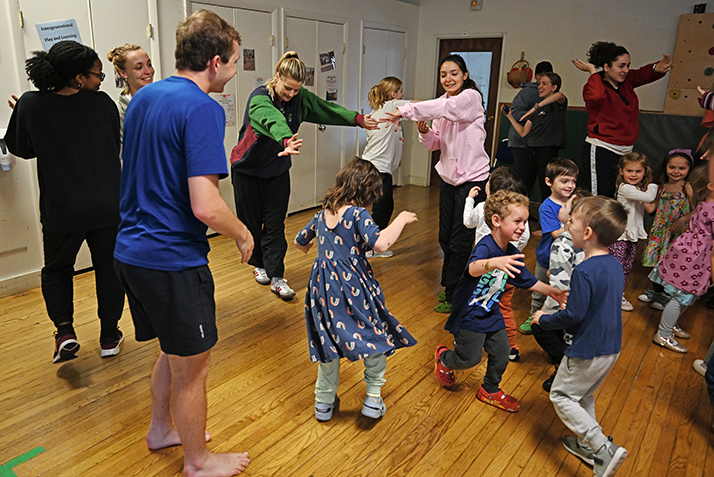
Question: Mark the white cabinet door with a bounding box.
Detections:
[192,2,273,214]
[284,16,317,213]
[284,15,347,213]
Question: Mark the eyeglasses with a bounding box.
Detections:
[86,71,106,82]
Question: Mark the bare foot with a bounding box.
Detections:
[147,427,211,450]
[184,452,250,477]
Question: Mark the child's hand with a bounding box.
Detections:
[490,254,525,279]
[698,86,708,97]
[397,210,418,224]
[416,120,429,134]
[670,216,689,234]
[294,239,313,254]
[531,310,544,325]
[468,186,481,198]
[551,289,568,309]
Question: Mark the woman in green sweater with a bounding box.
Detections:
[230,51,377,300]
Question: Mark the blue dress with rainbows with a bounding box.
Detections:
[295,206,416,363]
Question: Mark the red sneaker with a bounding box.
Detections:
[434,345,455,387]
[477,385,520,412]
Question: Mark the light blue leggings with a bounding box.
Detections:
[315,353,387,404]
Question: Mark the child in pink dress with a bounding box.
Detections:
[650,165,714,353]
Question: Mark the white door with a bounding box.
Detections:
[192,2,274,214]
[284,15,348,213]
[359,27,406,177]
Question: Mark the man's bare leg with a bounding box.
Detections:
[168,350,250,477]
[146,351,211,450]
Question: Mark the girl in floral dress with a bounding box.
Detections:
[294,158,418,421]
[639,150,694,309]
[650,165,714,353]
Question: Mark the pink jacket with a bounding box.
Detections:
[399,88,490,185]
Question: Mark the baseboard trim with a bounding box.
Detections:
[0,271,41,298]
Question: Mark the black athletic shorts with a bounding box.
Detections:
[115,260,218,356]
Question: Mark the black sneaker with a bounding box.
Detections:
[53,332,80,363]
[100,329,124,358]
[543,365,558,392]
[509,347,521,362]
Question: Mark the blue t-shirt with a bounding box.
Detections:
[538,254,624,359]
[114,76,228,271]
[445,235,538,334]
[536,197,564,268]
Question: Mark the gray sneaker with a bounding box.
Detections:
[361,396,386,419]
[563,436,595,466]
[315,396,339,421]
[650,293,670,311]
[593,438,627,477]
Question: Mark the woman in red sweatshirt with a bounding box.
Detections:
[574,41,672,198]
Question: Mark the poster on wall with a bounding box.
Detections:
[320,51,336,72]
[326,75,337,101]
[243,49,255,71]
[210,93,236,126]
[305,67,315,86]
[35,19,82,51]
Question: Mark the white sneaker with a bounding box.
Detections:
[693,359,707,376]
[254,267,270,285]
[637,289,656,303]
[366,250,393,258]
[271,277,296,300]
[621,296,634,311]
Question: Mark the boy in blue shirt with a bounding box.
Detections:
[434,191,567,412]
[521,157,578,334]
[532,196,628,477]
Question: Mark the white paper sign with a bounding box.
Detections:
[35,19,82,51]
[211,93,236,127]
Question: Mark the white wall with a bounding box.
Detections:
[408,0,695,186]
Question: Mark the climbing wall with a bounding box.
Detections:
[664,13,714,116]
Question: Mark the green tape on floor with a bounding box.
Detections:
[0,447,45,477]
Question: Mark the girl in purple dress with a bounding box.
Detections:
[650,165,714,353]
[294,158,418,421]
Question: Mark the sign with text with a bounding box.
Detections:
[35,19,82,51]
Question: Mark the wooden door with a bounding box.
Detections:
[430,37,502,187]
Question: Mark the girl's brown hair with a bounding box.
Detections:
[322,157,382,213]
[616,152,652,193]
[266,51,306,100]
[368,76,402,110]
[687,165,711,209]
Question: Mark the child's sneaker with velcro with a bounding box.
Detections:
[593,437,627,477]
[563,436,595,466]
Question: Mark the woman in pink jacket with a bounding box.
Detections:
[384,54,490,312]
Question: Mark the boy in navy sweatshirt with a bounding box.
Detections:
[532,196,628,477]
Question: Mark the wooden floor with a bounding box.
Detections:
[2,185,713,477]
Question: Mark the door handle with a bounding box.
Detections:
[317,124,326,131]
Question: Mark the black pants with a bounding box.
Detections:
[371,173,394,230]
[232,169,291,279]
[511,146,559,202]
[531,323,565,366]
[439,179,486,301]
[581,141,621,198]
[441,328,509,393]
[42,226,125,340]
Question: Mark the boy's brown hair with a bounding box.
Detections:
[545,157,579,181]
[175,10,241,72]
[570,187,593,210]
[571,196,626,247]
[483,190,529,229]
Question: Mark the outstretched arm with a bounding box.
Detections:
[373,211,418,253]
[505,109,531,138]
[520,92,566,121]
[469,254,525,279]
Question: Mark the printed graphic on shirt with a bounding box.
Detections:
[469,269,507,311]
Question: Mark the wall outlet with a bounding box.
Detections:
[470,0,484,11]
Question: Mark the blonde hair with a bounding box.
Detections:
[571,196,627,247]
[266,51,306,100]
[483,190,529,229]
[108,43,142,94]
[368,76,402,110]
[616,152,652,192]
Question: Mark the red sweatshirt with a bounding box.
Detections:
[582,62,665,146]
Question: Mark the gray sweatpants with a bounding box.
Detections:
[441,327,510,393]
[550,353,619,452]
[530,262,549,316]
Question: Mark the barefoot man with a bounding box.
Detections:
[113,10,253,476]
